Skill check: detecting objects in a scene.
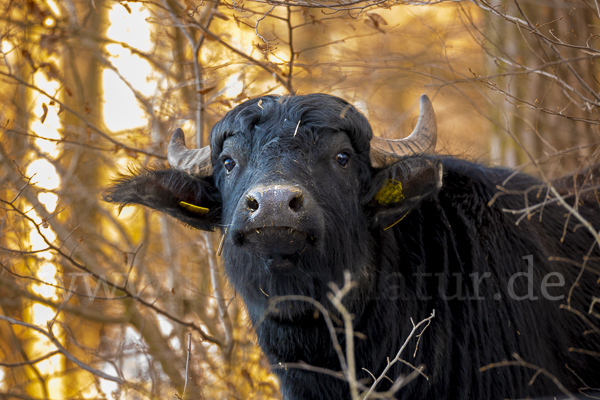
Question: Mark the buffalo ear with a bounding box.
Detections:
[367,158,443,230]
[103,167,221,231]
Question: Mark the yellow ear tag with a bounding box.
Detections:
[179,201,209,216]
[374,179,405,205]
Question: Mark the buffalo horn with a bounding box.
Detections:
[167,128,213,176]
[370,95,437,168]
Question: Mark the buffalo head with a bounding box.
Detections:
[104,94,442,321]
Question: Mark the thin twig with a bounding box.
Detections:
[204,232,233,358]
[363,310,435,399]
[481,354,577,400]
[183,332,192,399]
[255,5,277,52]
[0,196,223,346]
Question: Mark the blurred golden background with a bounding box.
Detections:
[0,0,598,398]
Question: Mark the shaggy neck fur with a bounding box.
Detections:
[226,158,600,400]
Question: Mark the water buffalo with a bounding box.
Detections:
[105,94,600,399]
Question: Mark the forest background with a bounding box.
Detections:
[0,0,599,398]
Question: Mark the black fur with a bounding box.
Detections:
[105,94,600,399]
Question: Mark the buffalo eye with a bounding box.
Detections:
[223,157,236,173]
[335,152,350,167]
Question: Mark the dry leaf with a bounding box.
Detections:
[39,62,61,80]
[21,49,34,68]
[219,99,232,108]
[366,13,388,26]
[121,2,131,13]
[364,17,386,34]
[198,85,216,94]
[241,369,254,388]
[301,7,310,19]
[40,103,48,124]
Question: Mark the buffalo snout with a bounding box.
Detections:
[232,183,322,259]
[245,184,305,221]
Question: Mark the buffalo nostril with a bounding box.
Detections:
[289,194,303,212]
[247,196,259,212]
